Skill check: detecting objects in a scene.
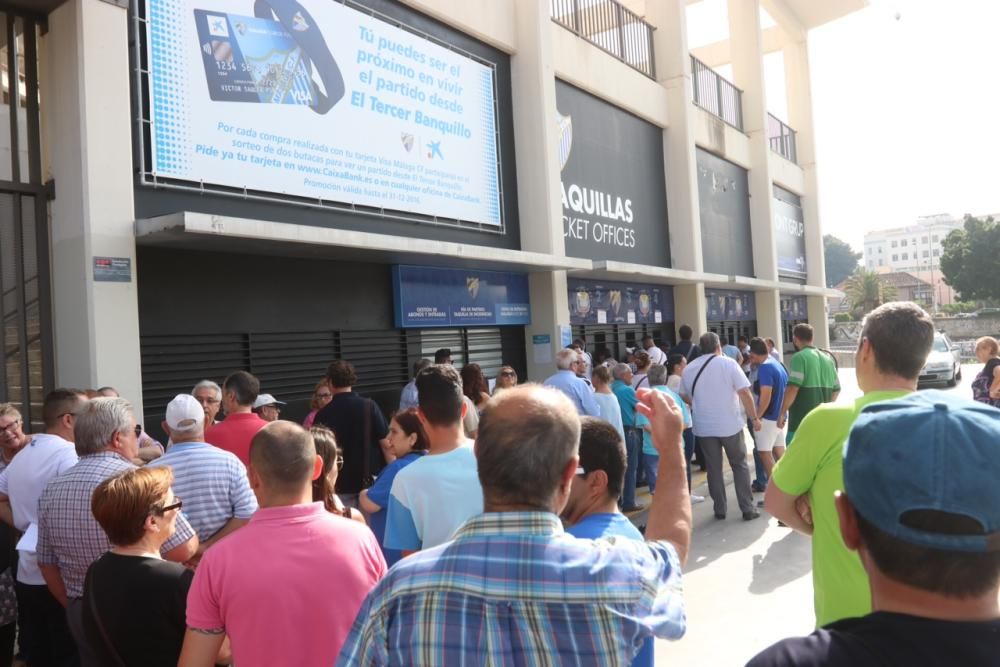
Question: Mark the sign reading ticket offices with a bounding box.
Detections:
[145,0,501,227]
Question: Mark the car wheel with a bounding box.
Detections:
[956,367,963,381]
[947,372,957,388]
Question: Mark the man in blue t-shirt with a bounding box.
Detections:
[562,417,654,667]
[748,337,789,478]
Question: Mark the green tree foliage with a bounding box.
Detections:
[824,235,862,287]
[940,301,978,316]
[846,268,897,316]
[940,215,1000,302]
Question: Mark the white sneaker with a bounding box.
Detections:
[691,494,705,504]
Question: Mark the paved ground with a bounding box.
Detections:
[636,363,982,666]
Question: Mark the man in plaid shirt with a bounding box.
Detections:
[37,397,197,662]
[337,384,692,666]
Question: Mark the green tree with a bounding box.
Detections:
[824,235,862,287]
[940,215,1000,302]
[845,268,897,316]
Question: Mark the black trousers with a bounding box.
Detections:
[15,582,77,667]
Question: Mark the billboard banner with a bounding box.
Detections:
[705,289,756,322]
[774,185,807,281]
[780,294,808,321]
[392,266,530,328]
[145,0,502,226]
[567,278,674,326]
[555,81,670,267]
[697,149,753,277]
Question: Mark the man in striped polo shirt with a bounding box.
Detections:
[149,394,257,562]
[778,323,841,443]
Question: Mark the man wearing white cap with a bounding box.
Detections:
[252,394,285,422]
[148,395,257,563]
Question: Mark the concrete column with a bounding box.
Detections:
[728,0,778,282]
[42,0,143,413]
[673,283,707,339]
[784,38,827,291]
[807,295,829,349]
[511,0,568,382]
[754,289,781,348]
[647,0,703,274]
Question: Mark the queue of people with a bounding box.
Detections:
[0,303,994,665]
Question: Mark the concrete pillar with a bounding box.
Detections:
[42,0,143,414]
[754,289,782,348]
[511,0,568,382]
[673,283,707,339]
[728,0,778,282]
[647,0,703,274]
[807,295,829,349]
[784,38,827,291]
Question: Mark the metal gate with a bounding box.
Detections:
[0,11,52,431]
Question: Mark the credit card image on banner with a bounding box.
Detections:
[194,9,316,106]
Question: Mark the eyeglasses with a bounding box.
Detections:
[575,467,587,476]
[500,371,515,377]
[134,424,143,438]
[335,456,344,471]
[316,392,333,399]
[196,397,220,406]
[153,498,183,515]
[0,420,21,437]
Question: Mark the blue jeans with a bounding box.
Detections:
[643,452,660,494]
[683,428,695,490]
[621,427,641,507]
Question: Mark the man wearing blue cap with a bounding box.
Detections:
[765,302,935,627]
[748,390,1000,665]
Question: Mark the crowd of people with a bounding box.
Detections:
[0,303,995,665]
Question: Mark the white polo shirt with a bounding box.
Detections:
[680,353,751,438]
[0,433,78,584]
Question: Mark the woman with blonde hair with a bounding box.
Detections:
[302,379,334,429]
[973,336,1000,407]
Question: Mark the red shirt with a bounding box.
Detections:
[204,413,268,467]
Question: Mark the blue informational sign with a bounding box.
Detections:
[567,278,674,325]
[392,265,530,328]
[705,289,756,322]
[780,295,808,320]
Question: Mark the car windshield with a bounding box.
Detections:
[932,337,949,353]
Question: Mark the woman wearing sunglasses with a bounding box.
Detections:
[81,467,229,666]
[492,366,518,395]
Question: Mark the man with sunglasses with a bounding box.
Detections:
[148,394,257,564]
[36,397,198,663]
[0,390,84,667]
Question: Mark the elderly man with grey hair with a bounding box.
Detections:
[611,362,644,512]
[192,379,223,431]
[36,397,198,662]
[680,332,759,521]
[543,348,600,417]
[338,384,692,665]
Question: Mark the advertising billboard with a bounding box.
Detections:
[145,0,502,227]
[697,149,753,277]
[774,185,807,281]
[567,278,674,326]
[705,289,756,322]
[555,81,670,267]
[392,266,530,328]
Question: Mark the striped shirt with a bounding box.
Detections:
[336,511,686,666]
[147,441,257,541]
[36,451,197,598]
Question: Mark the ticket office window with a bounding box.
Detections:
[707,321,758,348]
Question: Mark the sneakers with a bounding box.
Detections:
[742,510,761,521]
[751,481,766,493]
[691,494,705,504]
[714,513,726,520]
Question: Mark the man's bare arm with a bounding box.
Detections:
[777,385,799,428]
[178,628,226,667]
[764,482,813,535]
[636,389,691,565]
[756,386,773,420]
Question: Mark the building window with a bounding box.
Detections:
[878,247,883,254]
[922,236,928,243]
[891,240,898,248]
[933,249,940,257]
[878,259,884,266]
[932,235,939,242]
[902,253,908,260]
[892,254,898,261]
[901,239,908,247]
[923,250,929,258]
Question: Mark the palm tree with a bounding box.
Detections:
[846,268,897,316]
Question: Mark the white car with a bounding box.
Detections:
[918,333,962,388]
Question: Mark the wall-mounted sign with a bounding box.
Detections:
[93,257,132,283]
[697,149,753,277]
[145,0,501,227]
[705,288,756,322]
[392,266,529,328]
[568,278,674,326]
[774,185,807,281]
[555,81,670,267]
[780,294,808,320]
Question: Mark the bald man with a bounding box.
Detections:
[339,384,693,665]
[179,421,386,667]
